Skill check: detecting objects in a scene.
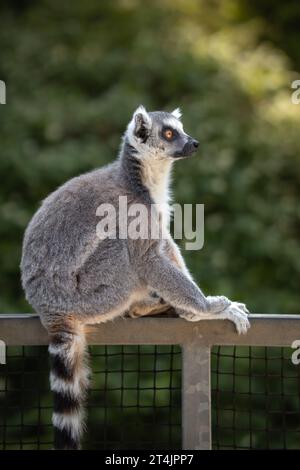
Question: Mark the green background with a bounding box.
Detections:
[0,0,300,450]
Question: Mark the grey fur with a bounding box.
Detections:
[21,106,249,449]
[21,106,250,333]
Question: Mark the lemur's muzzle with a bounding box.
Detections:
[174,138,199,158]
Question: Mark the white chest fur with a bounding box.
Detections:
[141,158,172,232]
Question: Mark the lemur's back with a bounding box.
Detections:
[21,160,136,322]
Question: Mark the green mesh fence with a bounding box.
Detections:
[0,345,299,449]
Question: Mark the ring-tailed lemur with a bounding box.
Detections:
[21,106,250,450]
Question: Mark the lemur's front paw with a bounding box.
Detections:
[222,302,250,335]
[180,299,250,334]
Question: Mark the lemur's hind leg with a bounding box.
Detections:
[128,292,170,318]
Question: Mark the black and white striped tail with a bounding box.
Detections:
[49,326,89,450]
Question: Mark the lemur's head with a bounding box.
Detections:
[126,106,199,161]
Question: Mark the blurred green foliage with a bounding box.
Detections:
[1,0,300,314]
[0,0,300,450]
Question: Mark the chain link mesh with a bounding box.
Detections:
[1,344,300,449]
[0,345,181,450]
[211,346,300,449]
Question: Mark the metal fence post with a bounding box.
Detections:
[182,342,211,450]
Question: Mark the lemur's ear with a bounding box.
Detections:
[133,105,152,142]
[171,108,182,120]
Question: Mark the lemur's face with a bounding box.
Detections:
[127,106,199,160]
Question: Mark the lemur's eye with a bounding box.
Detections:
[163,128,175,141]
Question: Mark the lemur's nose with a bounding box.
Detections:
[192,140,199,148]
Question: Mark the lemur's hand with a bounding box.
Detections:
[207,295,250,334]
[180,295,250,335]
[220,301,250,335]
